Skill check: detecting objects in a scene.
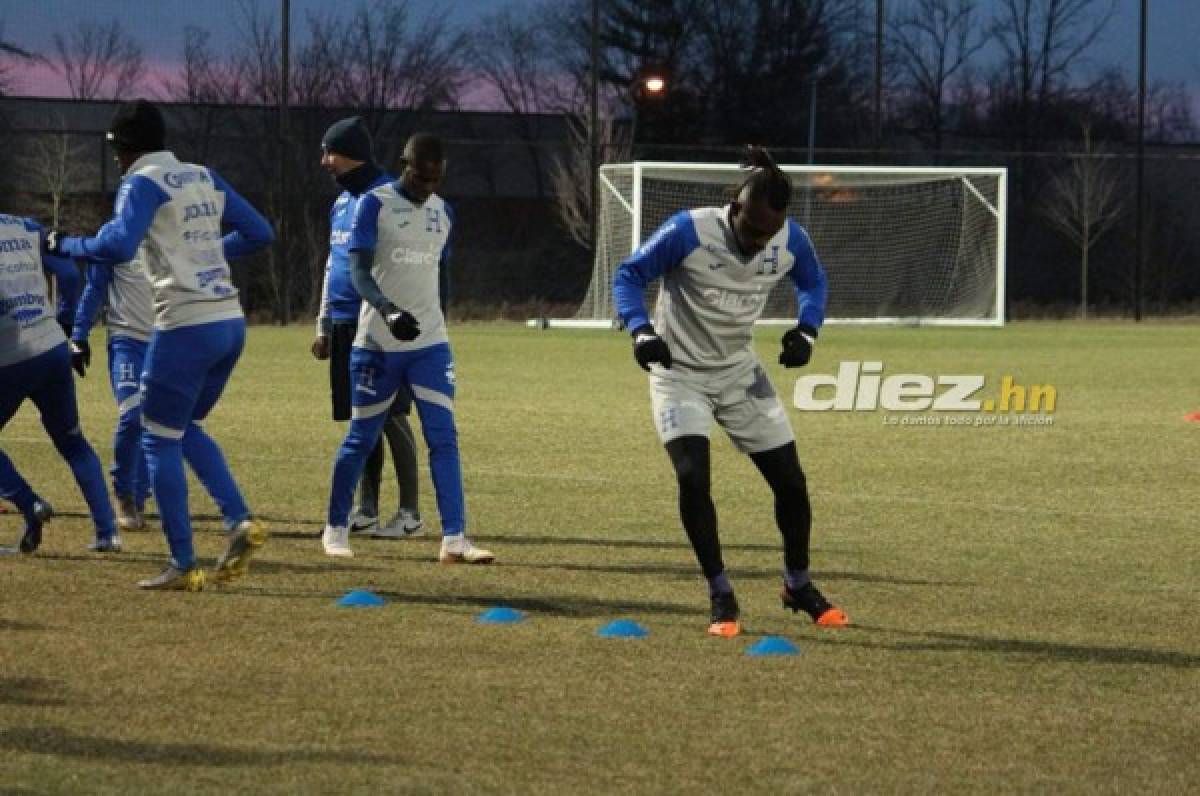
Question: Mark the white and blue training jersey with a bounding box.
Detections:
[72,253,154,344]
[60,151,273,331]
[0,215,78,368]
[349,183,453,353]
[613,206,828,372]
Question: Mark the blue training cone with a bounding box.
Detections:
[337,589,386,608]
[746,636,800,657]
[477,606,525,624]
[597,619,649,638]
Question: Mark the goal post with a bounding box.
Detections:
[537,161,1007,329]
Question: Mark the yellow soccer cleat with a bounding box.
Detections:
[137,565,207,592]
[212,519,269,584]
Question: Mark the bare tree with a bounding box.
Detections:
[551,112,630,251]
[1,23,37,96]
[990,0,1116,148]
[1084,68,1197,144]
[890,0,990,151]
[49,19,145,99]
[328,0,467,145]
[21,114,99,230]
[1040,124,1125,318]
[161,27,243,105]
[469,5,569,197]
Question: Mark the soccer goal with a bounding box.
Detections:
[546,161,1006,328]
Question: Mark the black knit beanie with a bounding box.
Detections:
[107,99,166,153]
[321,116,373,162]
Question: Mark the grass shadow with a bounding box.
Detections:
[479,533,780,553]
[0,677,69,707]
[810,625,1200,668]
[0,619,43,631]
[0,726,404,767]
[373,589,699,618]
[233,559,386,576]
[507,560,960,586]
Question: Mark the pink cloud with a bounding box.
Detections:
[5,57,180,99]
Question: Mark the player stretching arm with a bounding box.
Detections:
[51,99,273,590]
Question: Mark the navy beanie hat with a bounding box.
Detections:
[108,99,166,153]
[322,116,373,162]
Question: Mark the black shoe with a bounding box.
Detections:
[782,582,849,627]
[19,499,53,554]
[708,591,741,637]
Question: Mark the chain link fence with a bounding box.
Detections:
[3,97,1199,320]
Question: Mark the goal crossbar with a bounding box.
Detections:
[540,161,1007,329]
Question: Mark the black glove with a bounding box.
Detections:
[631,324,672,371]
[779,324,817,368]
[43,230,66,258]
[382,304,420,341]
[69,339,90,378]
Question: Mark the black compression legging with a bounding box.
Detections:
[665,436,813,577]
[665,436,723,578]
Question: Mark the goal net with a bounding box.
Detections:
[561,162,1006,327]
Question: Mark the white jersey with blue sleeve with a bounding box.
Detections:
[60,151,273,331]
[613,206,828,373]
[349,183,451,353]
[0,215,76,367]
[73,253,154,344]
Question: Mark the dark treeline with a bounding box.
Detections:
[1,0,1198,318]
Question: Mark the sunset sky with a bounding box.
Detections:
[3,0,1198,105]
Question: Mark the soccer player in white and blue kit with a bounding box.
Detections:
[1,213,118,553]
[70,252,154,531]
[50,100,274,590]
[322,133,493,564]
[312,117,422,542]
[613,148,848,636]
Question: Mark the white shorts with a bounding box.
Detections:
[648,361,794,454]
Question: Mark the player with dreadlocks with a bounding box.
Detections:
[612,146,848,637]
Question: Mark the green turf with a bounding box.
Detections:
[2,322,1198,793]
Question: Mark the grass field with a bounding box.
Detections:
[2,322,1198,794]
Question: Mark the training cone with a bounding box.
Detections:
[337,589,386,608]
[477,606,525,624]
[1185,411,1200,423]
[597,619,649,638]
[746,636,800,657]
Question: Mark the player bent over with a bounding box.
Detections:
[51,99,274,590]
[612,148,848,637]
[322,133,492,564]
[1,214,118,553]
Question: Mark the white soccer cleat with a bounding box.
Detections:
[371,509,424,539]
[348,509,379,535]
[322,525,354,557]
[438,534,494,565]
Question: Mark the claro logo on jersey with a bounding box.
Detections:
[389,248,438,267]
[701,288,765,311]
[794,361,1057,427]
[330,230,351,246]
